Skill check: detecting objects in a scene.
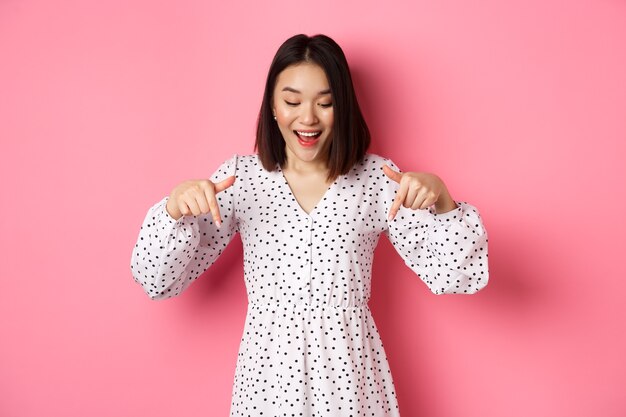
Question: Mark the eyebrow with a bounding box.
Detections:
[281,86,331,95]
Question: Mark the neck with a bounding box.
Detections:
[283,148,329,176]
[285,158,327,175]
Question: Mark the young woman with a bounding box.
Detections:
[131,33,489,416]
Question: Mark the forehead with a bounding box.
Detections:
[274,63,330,93]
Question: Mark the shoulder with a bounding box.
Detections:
[361,153,400,191]
[362,153,394,166]
[210,153,259,181]
[345,153,399,204]
[220,153,270,185]
[354,153,398,173]
[232,153,259,163]
[340,153,397,186]
[219,153,263,171]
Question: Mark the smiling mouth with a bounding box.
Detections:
[293,130,322,140]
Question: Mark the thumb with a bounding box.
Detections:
[214,175,236,193]
[382,164,402,183]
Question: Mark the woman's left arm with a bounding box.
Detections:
[381,161,490,295]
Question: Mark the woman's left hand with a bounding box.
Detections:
[382,164,457,220]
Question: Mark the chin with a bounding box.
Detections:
[283,133,332,165]
[295,150,322,162]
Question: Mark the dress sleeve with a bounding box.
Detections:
[130,153,239,300]
[382,159,489,295]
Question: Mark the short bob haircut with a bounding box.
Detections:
[255,34,371,182]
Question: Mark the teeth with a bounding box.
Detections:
[296,131,321,137]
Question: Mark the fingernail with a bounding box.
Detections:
[215,220,221,228]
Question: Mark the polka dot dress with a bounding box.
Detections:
[130,153,489,416]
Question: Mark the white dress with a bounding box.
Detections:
[130,153,489,416]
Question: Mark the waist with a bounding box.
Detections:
[248,301,369,310]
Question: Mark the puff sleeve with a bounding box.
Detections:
[382,159,489,295]
[130,154,239,300]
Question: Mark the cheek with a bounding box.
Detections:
[276,108,296,124]
[325,112,334,128]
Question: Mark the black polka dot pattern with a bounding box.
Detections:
[130,153,489,416]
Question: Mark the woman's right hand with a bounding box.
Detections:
[165,176,236,227]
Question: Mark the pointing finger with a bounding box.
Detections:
[382,164,403,184]
[203,186,223,228]
[214,176,236,193]
[389,181,408,221]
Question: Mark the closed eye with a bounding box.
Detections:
[285,101,333,108]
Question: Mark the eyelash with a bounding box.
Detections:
[285,101,333,108]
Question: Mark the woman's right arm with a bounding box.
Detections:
[130,154,239,301]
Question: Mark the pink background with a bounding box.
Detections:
[1,0,625,416]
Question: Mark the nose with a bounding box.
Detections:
[300,103,318,125]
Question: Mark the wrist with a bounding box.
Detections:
[434,191,457,214]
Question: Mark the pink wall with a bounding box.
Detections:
[1,0,625,416]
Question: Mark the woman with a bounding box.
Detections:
[131,33,489,416]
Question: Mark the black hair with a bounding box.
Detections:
[255,33,371,182]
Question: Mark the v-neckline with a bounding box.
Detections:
[277,164,339,218]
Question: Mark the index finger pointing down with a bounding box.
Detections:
[204,186,223,228]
